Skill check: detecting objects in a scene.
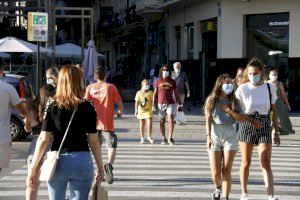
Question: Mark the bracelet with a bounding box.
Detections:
[206,134,211,137]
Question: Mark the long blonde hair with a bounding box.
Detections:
[204,73,237,115]
[55,65,84,110]
[241,57,265,84]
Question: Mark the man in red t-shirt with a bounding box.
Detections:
[85,66,123,184]
[153,65,182,145]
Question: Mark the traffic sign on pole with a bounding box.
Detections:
[27,12,48,42]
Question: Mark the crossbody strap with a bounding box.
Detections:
[57,110,76,155]
[266,83,272,110]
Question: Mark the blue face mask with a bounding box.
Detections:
[46,78,53,85]
[222,83,234,95]
[249,74,261,85]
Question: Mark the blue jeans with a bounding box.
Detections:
[47,151,94,200]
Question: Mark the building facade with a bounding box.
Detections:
[162,0,300,109]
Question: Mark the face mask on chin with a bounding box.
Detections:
[222,83,234,95]
[162,71,169,78]
[248,74,261,85]
[269,75,278,82]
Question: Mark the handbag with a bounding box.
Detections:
[90,181,108,200]
[174,111,187,124]
[266,83,274,121]
[39,110,76,181]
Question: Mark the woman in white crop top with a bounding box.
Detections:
[235,58,280,200]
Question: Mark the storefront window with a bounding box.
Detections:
[246,13,295,103]
[187,23,194,59]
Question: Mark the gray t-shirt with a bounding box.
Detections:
[212,98,235,126]
[0,80,21,144]
[172,71,188,95]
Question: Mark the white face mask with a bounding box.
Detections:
[222,84,234,95]
[46,78,53,85]
[248,74,261,85]
[162,71,169,78]
[269,75,278,82]
[142,84,150,91]
[174,69,180,74]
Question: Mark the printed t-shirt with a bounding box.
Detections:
[135,90,153,119]
[85,82,122,131]
[155,77,177,104]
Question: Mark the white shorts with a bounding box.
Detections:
[0,143,11,168]
[210,123,238,151]
[158,103,177,119]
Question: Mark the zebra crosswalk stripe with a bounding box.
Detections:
[0,142,300,200]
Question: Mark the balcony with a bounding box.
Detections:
[135,0,164,21]
[135,0,164,12]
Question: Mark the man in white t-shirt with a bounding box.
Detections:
[0,78,28,172]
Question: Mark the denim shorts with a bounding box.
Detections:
[210,123,238,151]
[47,151,94,200]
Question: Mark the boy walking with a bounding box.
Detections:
[85,66,123,184]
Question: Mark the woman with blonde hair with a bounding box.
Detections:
[25,84,55,200]
[27,65,104,200]
[235,58,280,200]
[204,73,261,200]
[46,67,59,87]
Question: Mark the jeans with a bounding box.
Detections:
[47,151,94,200]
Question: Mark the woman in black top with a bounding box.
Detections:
[27,65,104,200]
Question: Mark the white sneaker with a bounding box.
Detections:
[140,138,145,144]
[268,195,279,200]
[240,193,249,200]
[147,137,155,144]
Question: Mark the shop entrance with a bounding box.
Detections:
[200,19,217,102]
[246,13,300,109]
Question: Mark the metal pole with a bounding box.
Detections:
[90,9,93,41]
[36,42,40,95]
[51,0,56,67]
[81,9,84,63]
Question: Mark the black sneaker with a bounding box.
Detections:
[104,163,114,184]
[168,138,175,145]
[212,188,221,200]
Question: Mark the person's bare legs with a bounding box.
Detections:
[209,151,223,189]
[239,141,254,195]
[168,114,175,139]
[160,118,166,139]
[257,143,275,196]
[108,148,116,165]
[139,119,146,140]
[222,150,237,198]
[146,118,153,138]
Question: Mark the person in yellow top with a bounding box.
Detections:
[135,79,155,144]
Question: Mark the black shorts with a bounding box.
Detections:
[238,112,272,145]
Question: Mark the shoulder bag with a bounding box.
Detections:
[266,83,273,121]
[39,110,76,181]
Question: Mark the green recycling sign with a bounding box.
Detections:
[27,12,48,42]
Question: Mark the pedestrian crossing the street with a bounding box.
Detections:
[0,142,300,200]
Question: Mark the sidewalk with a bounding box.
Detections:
[118,102,300,142]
